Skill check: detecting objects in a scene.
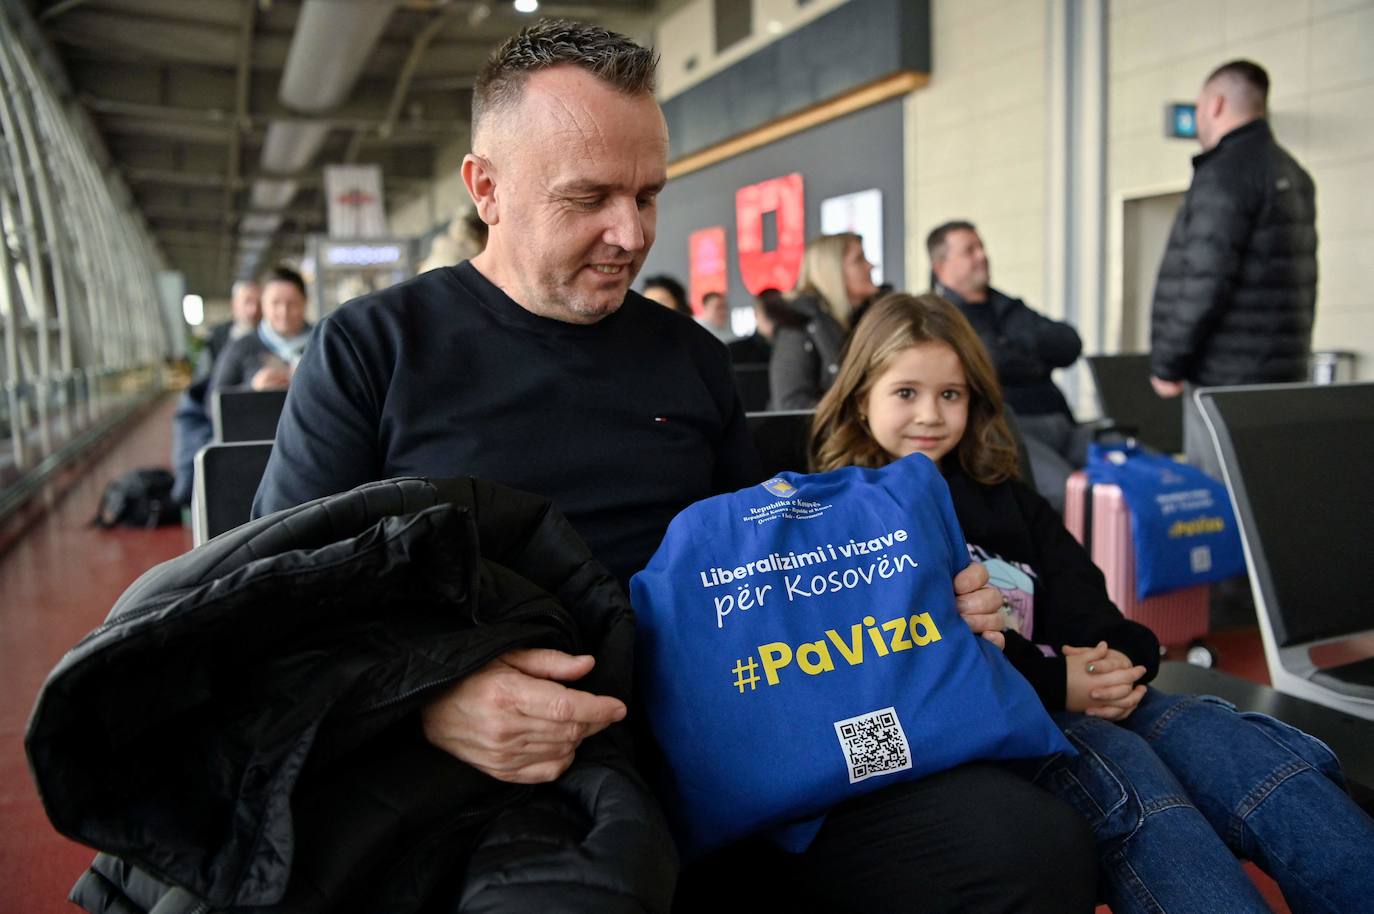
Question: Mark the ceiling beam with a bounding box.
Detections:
[124,165,433,190]
[144,204,323,224]
[81,93,466,138]
[45,10,246,66]
[158,233,307,250]
[37,0,93,21]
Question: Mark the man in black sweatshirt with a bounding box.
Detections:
[254,22,763,790]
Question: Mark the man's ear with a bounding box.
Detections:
[1205,89,1226,121]
[462,153,498,226]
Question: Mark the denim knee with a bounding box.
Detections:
[1038,714,1193,850]
[1130,691,1344,786]
[1125,691,1353,846]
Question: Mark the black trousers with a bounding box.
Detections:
[674,762,1096,914]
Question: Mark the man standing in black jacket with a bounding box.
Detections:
[1150,60,1316,469]
[929,220,1087,509]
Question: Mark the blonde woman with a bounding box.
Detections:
[768,233,878,410]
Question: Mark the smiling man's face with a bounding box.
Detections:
[470,65,668,324]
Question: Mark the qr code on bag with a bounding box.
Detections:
[834,706,913,784]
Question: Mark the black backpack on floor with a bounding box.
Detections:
[93,468,181,529]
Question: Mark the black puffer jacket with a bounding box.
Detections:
[936,284,1081,419]
[1150,119,1317,386]
[27,477,676,914]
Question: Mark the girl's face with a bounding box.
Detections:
[861,341,969,466]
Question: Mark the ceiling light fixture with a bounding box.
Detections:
[514,0,538,13]
[182,294,204,327]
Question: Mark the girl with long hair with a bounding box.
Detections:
[811,291,1374,914]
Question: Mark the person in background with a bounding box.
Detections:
[769,232,878,410]
[1149,60,1316,478]
[174,278,263,506]
[928,220,1087,511]
[696,291,736,343]
[641,273,692,314]
[811,291,1374,914]
[417,209,490,274]
[198,279,260,377]
[727,287,801,364]
[210,265,313,393]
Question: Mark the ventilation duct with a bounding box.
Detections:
[261,120,332,173]
[240,0,398,256]
[239,213,284,236]
[280,0,398,113]
[250,180,298,211]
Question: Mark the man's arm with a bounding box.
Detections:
[977,300,1081,385]
[1029,306,1083,370]
[1150,169,1258,382]
[252,316,384,517]
[421,649,627,783]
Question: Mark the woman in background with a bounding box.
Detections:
[769,233,878,410]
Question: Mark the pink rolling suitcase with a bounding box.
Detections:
[1064,472,1211,656]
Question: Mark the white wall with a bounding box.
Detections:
[904,0,1052,316]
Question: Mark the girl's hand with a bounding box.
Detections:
[1063,642,1147,717]
[1084,684,1147,721]
[1065,646,1137,700]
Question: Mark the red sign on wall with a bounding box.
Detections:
[735,172,805,296]
[688,225,728,314]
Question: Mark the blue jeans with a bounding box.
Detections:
[1034,687,1374,914]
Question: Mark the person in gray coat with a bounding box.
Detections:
[768,233,878,410]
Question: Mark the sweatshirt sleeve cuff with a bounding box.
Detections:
[1002,634,1068,711]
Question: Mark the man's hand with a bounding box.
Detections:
[1063,642,1147,719]
[955,562,1005,650]
[420,648,627,784]
[251,364,292,390]
[1151,376,1184,399]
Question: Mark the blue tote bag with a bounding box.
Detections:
[630,454,1071,858]
[1086,442,1246,599]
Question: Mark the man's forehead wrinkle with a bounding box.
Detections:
[523,84,603,157]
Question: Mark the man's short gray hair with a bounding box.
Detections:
[473,19,658,135]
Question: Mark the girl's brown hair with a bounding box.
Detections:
[809,292,1021,484]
